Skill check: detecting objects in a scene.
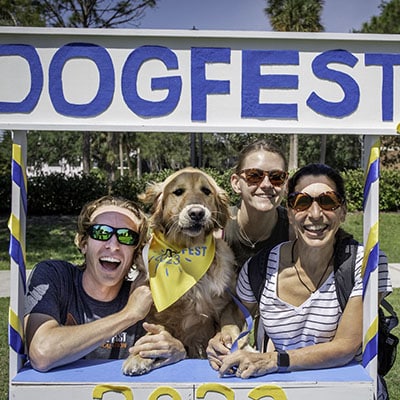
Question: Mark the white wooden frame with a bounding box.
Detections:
[3,27,397,399]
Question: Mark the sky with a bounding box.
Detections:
[138,0,383,33]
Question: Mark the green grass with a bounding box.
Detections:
[341,212,400,264]
[0,214,83,270]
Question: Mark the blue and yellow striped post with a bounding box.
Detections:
[362,135,380,398]
[8,131,28,380]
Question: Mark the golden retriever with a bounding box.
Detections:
[122,167,239,375]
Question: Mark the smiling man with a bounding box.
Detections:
[24,195,153,372]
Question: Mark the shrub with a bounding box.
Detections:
[342,169,364,212]
[380,169,400,211]
[27,173,108,215]
[0,174,11,214]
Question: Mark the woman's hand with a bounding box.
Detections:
[129,322,187,368]
[206,331,234,371]
[218,350,278,378]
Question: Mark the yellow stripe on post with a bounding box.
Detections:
[9,307,24,340]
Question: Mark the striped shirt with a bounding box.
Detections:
[237,242,392,354]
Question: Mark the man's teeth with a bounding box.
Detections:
[305,225,326,231]
[100,257,120,263]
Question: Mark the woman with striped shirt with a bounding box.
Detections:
[207,163,392,398]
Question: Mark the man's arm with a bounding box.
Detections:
[25,285,153,371]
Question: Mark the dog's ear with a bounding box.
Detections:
[138,182,166,232]
[215,188,231,229]
[202,173,231,230]
[138,182,164,211]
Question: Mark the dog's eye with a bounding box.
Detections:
[173,188,184,196]
[201,187,212,196]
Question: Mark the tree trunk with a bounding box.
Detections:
[119,134,124,177]
[82,131,91,174]
[191,133,197,167]
[136,147,142,179]
[289,134,298,171]
[319,135,327,164]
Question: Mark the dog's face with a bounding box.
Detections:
[139,168,230,245]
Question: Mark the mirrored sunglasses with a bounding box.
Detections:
[240,168,288,187]
[287,191,343,212]
[87,224,140,246]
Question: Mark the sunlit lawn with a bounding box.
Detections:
[341,212,400,264]
[0,214,83,270]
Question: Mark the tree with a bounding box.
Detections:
[265,0,324,32]
[30,0,158,175]
[299,134,361,170]
[36,0,156,28]
[0,0,45,26]
[358,0,400,34]
[0,130,12,175]
[27,131,82,173]
[264,0,325,170]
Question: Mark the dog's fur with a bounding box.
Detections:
[122,167,238,375]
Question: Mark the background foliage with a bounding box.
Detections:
[1,167,400,216]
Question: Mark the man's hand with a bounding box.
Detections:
[129,322,187,368]
[125,284,153,322]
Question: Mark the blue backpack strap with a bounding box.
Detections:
[333,229,359,311]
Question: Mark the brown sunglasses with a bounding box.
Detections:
[240,168,288,187]
[287,191,344,212]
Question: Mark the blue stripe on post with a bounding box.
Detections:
[363,158,379,209]
[362,244,379,301]
[8,235,27,292]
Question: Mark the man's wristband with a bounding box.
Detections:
[276,349,290,372]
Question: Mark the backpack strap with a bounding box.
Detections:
[249,229,359,307]
[333,229,359,311]
[247,246,272,303]
[380,298,399,331]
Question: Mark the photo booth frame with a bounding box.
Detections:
[2,26,398,399]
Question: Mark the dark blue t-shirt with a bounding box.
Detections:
[25,260,145,360]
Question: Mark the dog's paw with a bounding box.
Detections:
[122,355,154,376]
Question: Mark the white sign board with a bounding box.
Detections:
[1,27,400,134]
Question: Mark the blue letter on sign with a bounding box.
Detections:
[0,44,43,113]
[49,43,114,117]
[241,50,299,119]
[365,53,400,121]
[191,47,231,121]
[307,49,359,118]
[122,46,181,117]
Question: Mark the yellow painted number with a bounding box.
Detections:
[248,384,288,400]
[93,384,133,400]
[197,383,235,400]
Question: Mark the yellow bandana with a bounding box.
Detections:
[147,231,216,312]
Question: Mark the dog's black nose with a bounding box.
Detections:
[188,206,205,221]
